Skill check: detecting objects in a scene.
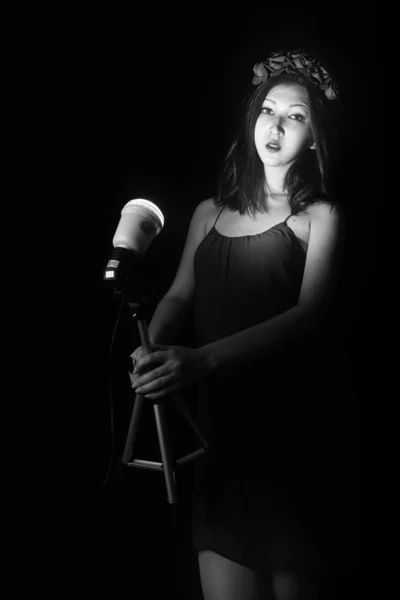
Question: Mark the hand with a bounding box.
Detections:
[128,345,147,388]
[130,344,208,400]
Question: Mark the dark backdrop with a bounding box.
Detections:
[78,3,375,597]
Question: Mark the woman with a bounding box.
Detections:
[130,49,354,599]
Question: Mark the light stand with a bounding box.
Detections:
[103,199,210,504]
[120,294,209,504]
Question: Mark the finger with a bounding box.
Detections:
[151,344,169,351]
[136,350,165,365]
[132,363,173,390]
[145,382,180,400]
[134,373,176,395]
[136,351,167,374]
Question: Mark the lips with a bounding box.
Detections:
[266,142,281,152]
[266,139,281,150]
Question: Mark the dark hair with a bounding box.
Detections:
[215,73,339,217]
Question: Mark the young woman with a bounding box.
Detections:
[129,50,352,599]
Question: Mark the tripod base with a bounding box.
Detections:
[121,297,209,504]
[123,392,209,504]
[127,449,208,471]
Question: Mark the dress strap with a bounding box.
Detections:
[213,205,225,228]
[284,213,292,224]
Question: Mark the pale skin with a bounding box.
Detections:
[129,83,344,599]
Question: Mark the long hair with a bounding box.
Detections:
[215,73,339,217]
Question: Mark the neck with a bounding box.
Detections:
[263,165,287,192]
[264,185,290,212]
[263,171,290,214]
[264,194,290,216]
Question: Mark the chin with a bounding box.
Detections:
[261,155,283,166]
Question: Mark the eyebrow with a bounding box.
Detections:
[264,99,309,110]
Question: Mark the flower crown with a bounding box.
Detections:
[252,49,339,101]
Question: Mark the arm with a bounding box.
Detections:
[147,198,214,345]
[148,295,192,345]
[131,202,345,399]
[198,202,345,376]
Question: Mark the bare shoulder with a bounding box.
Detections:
[307,200,343,225]
[306,200,345,256]
[181,197,219,243]
[194,197,219,236]
[196,196,218,216]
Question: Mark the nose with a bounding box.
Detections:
[269,117,284,136]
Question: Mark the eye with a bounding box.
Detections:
[290,113,306,122]
[261,107,306,122]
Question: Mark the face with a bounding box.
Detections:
[254,83,316,174]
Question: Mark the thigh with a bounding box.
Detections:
[198,550,270,600]
[273,572,319,600]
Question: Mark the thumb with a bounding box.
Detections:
[150,343,170,351]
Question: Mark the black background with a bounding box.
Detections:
[78,3,376,597]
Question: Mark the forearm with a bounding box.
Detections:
[148,294,192,345]
[199,304,322,377]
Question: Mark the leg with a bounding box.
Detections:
[272,573,300,600]
[272,572,319,600]
[198,550,270,600]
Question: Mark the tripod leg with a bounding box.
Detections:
[171,392,209,449]
[122,394,145,464]
[153,403,177,504]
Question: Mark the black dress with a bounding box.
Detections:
[191,205,358,579]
